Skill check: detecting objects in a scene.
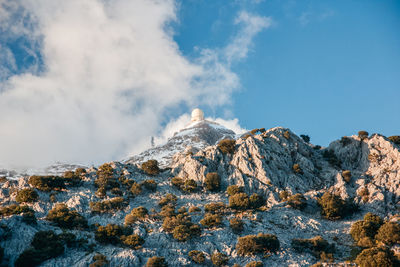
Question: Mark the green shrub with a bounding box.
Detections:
[189,250,205,264]
[172,224,198,242]
[125,206,148,225]
[218,139,236,154]
[229,193,250,210]
[15,188,39,203]
[111,187,123,196]
[46,203,88,229]
[355,247,395,267]
[90,254,109,267]
[388,136,400,145]
[300,135,310,143]
[62,170,82,186]
[160,204,176,218]
[350,213,383,247]
[130,182,142,196]
[291,236,335,259]
[287,193,307,211]
[236,233,280,256]
[358,131,369,140]
[205,172,221,192]
[246,262,263,267]
[0,204,36,224]
[142,160,160,176]
[204,202,226,214]
[342,170,352,183]
[28,175,66,191]
[200,213,223,228]
[162,214,201,241]
[375,222,400,246]
[211,252,228,266]
[15,230,65,267]
[159,193,177,207]
[95,164,119,190]
[95,224,131,245]
[141,179,157,191]
[317,192,354,220]
[90,197,127,213]
[183,179,197,192]
[171,177,184,188]
[292,164,303,174]
[227,185,244,196]
[121,234,145,249]
[230,218,244,234]
[189,206,201,213]
[279,190,290,201]
[249,193,264,209]
[146,256,168,267]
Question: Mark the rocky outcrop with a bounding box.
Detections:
[1,126,400,266]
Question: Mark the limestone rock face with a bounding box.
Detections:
[1,125,400,267]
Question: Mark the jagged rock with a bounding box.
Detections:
[1,121,400,267]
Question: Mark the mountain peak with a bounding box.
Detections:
[126,111,236,167]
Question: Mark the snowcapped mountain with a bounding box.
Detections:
[1,110,400,267]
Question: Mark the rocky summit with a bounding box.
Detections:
[1,116,400,267]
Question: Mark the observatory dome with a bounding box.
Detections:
[191,108,204,122]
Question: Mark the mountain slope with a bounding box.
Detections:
[1,124,400,267]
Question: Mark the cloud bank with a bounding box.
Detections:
[0,0,270,168]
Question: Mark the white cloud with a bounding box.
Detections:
[226,11,272,65]
[0,0,270,169]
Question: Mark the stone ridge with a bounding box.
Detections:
[0,127,399,266]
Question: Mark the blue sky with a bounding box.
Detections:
[174,0,400,146]
[0,0,399,167]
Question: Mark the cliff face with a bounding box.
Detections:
[1,125,399,267]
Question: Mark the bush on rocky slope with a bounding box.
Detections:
[227,185,244,196]
[28,175,66,191]
[355,247,396,267]
[317,192,356,220]
[0,204,36,224]
[90,254,109,267]
[200,213,223,228]
[350,212,383,247]
[375,221,400,246]
[211,251,228,266]
[236,233,280,256]
[358,131,369,140]
[142,159,160,176]
[246,261,263,267]
[188,250,205,264]
[230,217,244,234]
[229,192,250,210]
[90,197,127,213]
[46,203,88,229]
[291,236,335,259]
[159,193,178,207]
[15,231,66,267]
[204,202,226,214]
[287,193,307,211]
[15,188,39,203]
[218,139,236,154]
[95,224,132,245]
[146,256,168,267]
[125,206,148,225]
[205,172,221,192]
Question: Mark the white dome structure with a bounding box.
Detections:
[191,108,204,122]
